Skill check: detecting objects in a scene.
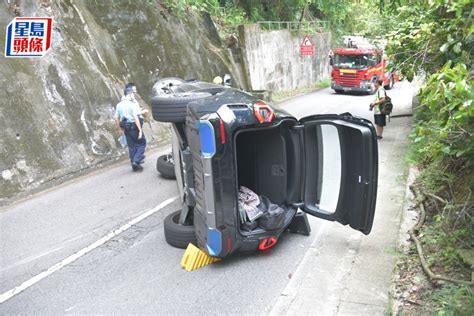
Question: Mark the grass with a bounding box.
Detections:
[431,284,474,315]
[384,246,403,257]
[272,78,331,102]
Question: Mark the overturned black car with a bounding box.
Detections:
[151,78,378,258]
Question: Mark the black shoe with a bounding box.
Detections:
[132,162,143,172]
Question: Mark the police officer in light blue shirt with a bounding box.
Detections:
[114,83,147,172]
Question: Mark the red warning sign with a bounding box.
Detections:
[300,35,314,56]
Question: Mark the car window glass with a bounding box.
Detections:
[304,123,341,214]
[334,54,374,69]
[318,124,341,213]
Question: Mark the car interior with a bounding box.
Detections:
[234,121,302,232]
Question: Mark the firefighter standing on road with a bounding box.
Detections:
[114,83,147,172]
[369,78,387,140]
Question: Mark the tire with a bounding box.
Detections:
[156,154,175,179]
[334,89,344,94]
[164,210,197,249]
[151,92,212,123]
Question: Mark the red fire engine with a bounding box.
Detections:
[329,36,397,94]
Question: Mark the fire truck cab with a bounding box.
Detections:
[329,36,396,94]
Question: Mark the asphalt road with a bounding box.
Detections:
[0,82,415,313]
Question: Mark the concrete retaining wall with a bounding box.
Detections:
[239,24,331,92]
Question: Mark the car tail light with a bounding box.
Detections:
[253,101,275,124]
[219,118,225,144]
[258,236,278,250]
[198,120,216,157]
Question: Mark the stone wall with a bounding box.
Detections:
[238,24,331,92]
[0,0,235,202]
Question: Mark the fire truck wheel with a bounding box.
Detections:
[156,154,176,179]
[151,92,212,123]
[334,89,344,94]
[164,210,197,249]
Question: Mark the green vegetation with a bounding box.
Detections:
[386,0,472,79]
[162,0,246,36]
[384,0,473,313]
[432,284,474,315]
[161,0,382,40]
[411,63,473,175]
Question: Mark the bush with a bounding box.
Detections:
[410,63,474,168]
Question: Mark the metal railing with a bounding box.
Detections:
[256,20,329,34]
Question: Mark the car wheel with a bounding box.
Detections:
[164,210,197,249]
[151,92,212,123]
[152,77,185,96]
[156,154,175,179]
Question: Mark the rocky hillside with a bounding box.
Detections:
[0,0,235,201]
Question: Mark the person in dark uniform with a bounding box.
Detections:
[114,83,147,172]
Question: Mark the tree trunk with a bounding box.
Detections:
[297,5,307,31]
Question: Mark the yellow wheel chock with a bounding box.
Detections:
[180,243,221,271]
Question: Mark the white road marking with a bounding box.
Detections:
[0,196,178,304]
[0,246,64,272]
[64,306,75,312]
[0,233,92,273]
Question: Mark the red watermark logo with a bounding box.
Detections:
[5,17,53,58]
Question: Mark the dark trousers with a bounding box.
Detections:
[124,128,146,164]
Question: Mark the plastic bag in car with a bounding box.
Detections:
[257,195,286,230]
[238,186,263,223]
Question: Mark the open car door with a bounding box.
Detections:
[298,113,378,234]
